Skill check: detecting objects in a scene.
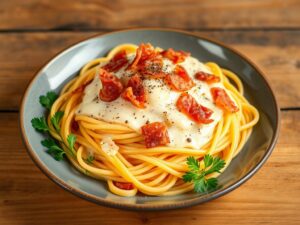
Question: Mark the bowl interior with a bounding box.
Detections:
[21,29,278,210]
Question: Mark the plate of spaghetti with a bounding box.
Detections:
[20,28,279,210]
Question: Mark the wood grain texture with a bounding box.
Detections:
[0,111,299,225]
[0,31,299,110]
[0,0,300,30]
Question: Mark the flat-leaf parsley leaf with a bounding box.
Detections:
[183,155,225,193]
[41,138,65,161]
[51,111,64,132]
[48,145,65,161]
[31,117,49,132]
[41,138,56,148]
[67,134,76,151]
[39,91,58,109]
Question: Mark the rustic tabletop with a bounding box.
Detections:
[0,1,299,224]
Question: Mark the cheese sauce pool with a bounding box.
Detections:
[76,54,225,148]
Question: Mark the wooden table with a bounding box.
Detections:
[0,1,299,224]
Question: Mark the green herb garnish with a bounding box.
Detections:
[39,91,58,109]
[51,111,64,132]
[41,138,65,161]
[183,155,225,193]
[86,155,94,164]
[67,134,76,151]
[31,117,49,132]
[32,91,78,162]
[41,138,56,148]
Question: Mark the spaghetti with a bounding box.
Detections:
[46,43,259,196]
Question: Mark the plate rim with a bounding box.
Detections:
[19,27,280,211]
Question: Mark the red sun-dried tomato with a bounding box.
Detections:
[102,50,128,72]
[122,74,146,108]
[127,43,156,69]
[141,122,170,148]
[98,69,123,102]
[127,43,166,79]
[210,87,239,113]
[113,181,134,190]
[195,71,220,84]
[161,48,190,64]
[176,93,214,124]
[165,65,195,91]
[139,57,166,79]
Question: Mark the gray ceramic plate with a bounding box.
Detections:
[20,28,280,210]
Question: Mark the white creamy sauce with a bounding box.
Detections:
[77,53,227,149]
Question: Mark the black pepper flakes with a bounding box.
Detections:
[125,120,128,124]
[186,138,192,143]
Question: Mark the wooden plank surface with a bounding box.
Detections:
[0,30,300,110]
[0,111,299,225]
[0,0,300,30]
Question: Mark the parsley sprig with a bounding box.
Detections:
[183,155,226,193]
[67,134,76,153]
[51,111,64,132]
[31,117,49,132]
[39,92,58,109]
[41,138,65,161]
[31,91,77,161]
